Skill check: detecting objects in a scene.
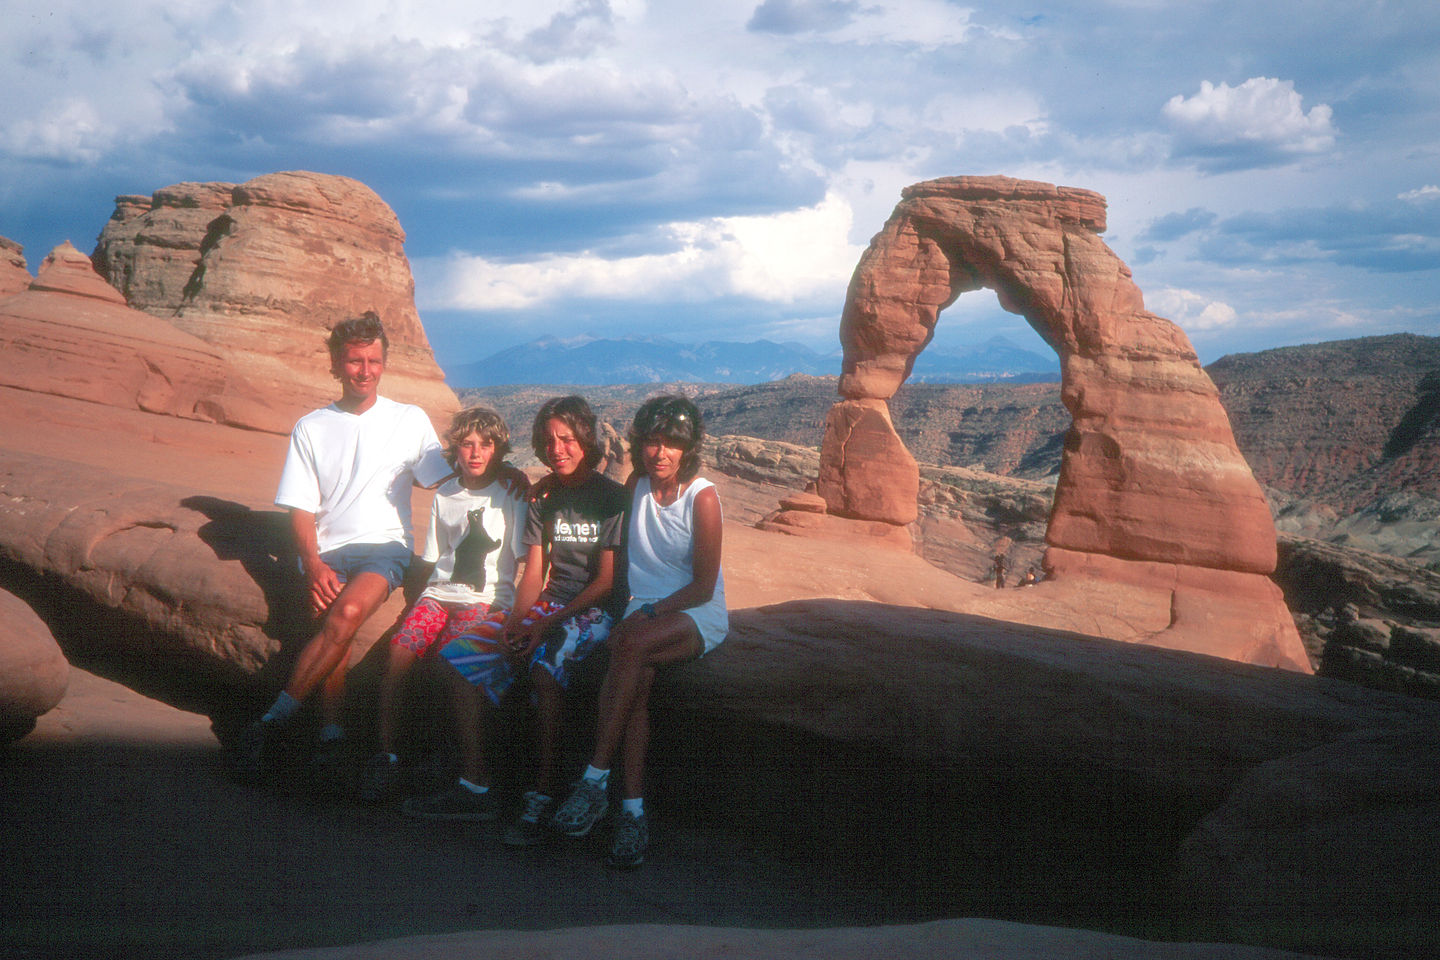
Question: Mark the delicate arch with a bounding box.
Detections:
[817,176,1276,576]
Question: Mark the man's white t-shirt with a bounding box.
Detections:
[420,477,528,609]
[274,396,450,554]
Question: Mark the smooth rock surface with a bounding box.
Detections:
[0,243,288,432]
[0,586,68,740]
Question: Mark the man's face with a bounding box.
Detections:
[332,339,385,403]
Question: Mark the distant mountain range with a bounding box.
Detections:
[444,333,1058,387]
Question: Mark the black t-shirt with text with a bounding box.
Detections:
[524,471,628,618]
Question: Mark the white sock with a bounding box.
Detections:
[318,723,344,743]
[622,797,644,817]
[582,765,609,784]
[458,778,489,794]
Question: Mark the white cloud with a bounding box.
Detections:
[748,0,975,46]
[0,97,115,162]
[424,191,861,309]
[1163,77,1335,157]
[1147,287,1239,332]
[1399,185,1440,203]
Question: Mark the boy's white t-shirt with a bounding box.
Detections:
[274,396,450,554]
[419,477,528,609]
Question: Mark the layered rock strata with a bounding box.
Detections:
[94,172,457,427]
[0,236,30,297]
[0,243,286,432]
[782,176,1305,670]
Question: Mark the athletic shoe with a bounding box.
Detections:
[358,752,400,803]
[501,791,556,847]
[309,734,354,795]
[227,719,281,784]
[402,782,499,821]
[608,810,648,869]
[551,778,609,837]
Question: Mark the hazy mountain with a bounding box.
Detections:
[444,333,1057,386]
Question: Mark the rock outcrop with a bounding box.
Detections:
[772,176,1304,670]
[0,243,287,432]
[94,171,458,427]
[0,236,30,297]
[0,587,68,743]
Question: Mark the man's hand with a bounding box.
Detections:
[304,559,343,615]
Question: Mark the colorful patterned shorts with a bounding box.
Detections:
[391,597,505,657]
[439,598,613,705]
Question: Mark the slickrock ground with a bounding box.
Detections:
[4,387,1438,960]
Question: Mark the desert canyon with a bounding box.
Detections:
[2,172,1437,960]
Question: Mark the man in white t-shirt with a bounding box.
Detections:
[234,312,451,779]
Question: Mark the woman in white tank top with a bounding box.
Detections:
[551,396,727,868]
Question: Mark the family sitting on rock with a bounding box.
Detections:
[231,313,728,869]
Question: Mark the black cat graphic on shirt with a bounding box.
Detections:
[450,509,500,589]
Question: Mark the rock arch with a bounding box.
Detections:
[806,176,1306,669]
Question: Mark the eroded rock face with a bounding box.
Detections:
[795,176,1303,670]
[0,236,30,298]
[93,182,235,317]
[0,243,287,432]
[94,171,458,427]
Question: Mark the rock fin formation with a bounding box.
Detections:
[94,172,458,428]
[787,176,1307,670]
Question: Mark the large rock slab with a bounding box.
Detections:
[94,171,457,428]
[0,586,68,742]
[1173,724,1440,958]
[0,243,288,433]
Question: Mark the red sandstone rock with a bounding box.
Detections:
[94,171,457,428]
[93,182,235,315]
[802,175,1303,670]
[0,587,68,741]
[0,244,286,431]
[816,398,919,524]
[0,236,30,298]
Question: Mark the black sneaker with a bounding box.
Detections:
[402,782,499,821]
[358,752,401,803]
[309,734,355,795]
[609,810,648,869]
[501,791,556,846]
[227,719,281,784]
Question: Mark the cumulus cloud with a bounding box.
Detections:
[1207,201,1440,274]
[0,97,114,162]
[1146,287,1239,332]
[1400,185,1440,203]
[747,0,973,46]
[425,191,861,309]
[1163,77,1336,170]
[747,0,861,34]
[1140,207,1216,243]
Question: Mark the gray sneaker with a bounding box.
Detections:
[608,810,648,869]
[402,782,498,821]
[552,777,609,837]
[501,791,555,847]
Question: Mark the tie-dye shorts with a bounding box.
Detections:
[438,597,613,705]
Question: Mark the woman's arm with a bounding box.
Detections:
[638,485,722,618]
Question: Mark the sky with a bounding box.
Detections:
[2,0,1438,371]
